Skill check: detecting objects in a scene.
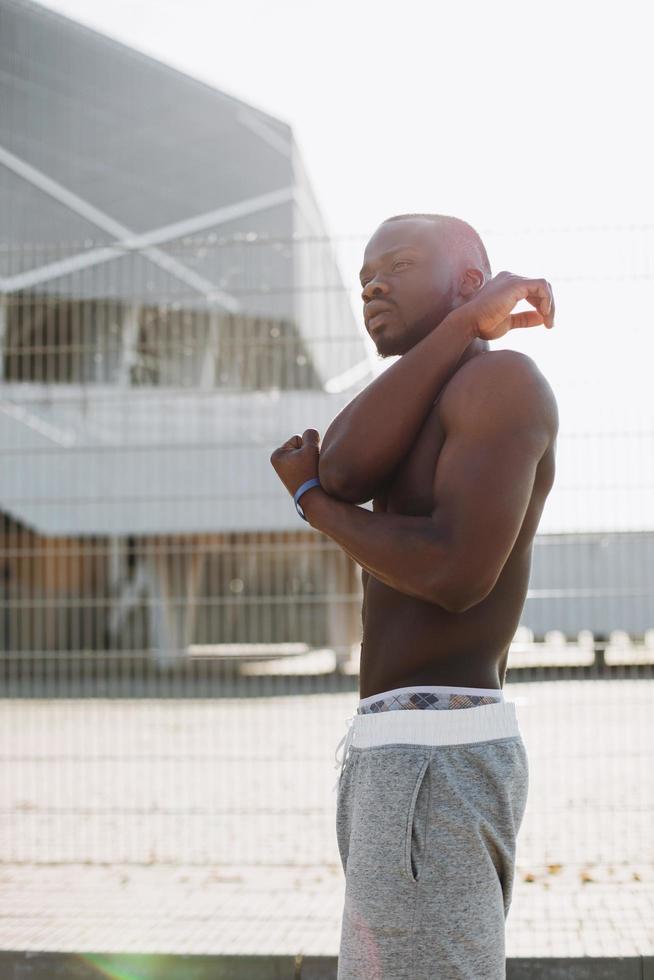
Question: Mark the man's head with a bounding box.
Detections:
[360,213,491,358]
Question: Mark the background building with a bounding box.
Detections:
[1,0,653,672]
[0,0,373,664]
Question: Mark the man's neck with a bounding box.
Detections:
[458,336,490,368]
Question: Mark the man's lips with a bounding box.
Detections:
[368,312,390,331]
[365,303,395,329]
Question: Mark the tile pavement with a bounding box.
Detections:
[0,675,652,965]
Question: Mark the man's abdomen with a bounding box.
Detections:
[358,547,531,697]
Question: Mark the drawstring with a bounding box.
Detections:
[332,713,356,793]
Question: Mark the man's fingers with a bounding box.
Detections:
[271,429,319,461]
[510,310,545,329]
[515,279,554,327]
[271,434,302,458]
[524,280,549,313]
[494,273,555,330]
[519,279,555,329]
[302,428,321,445]
[277,435,301,448]
[546,281,555,328]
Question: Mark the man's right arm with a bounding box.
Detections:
[319,309,476,503]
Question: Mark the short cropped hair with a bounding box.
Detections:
[383,213,492,279]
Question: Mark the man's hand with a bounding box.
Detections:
[270,428,321,499]
[462,271,556,341]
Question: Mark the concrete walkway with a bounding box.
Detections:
[1,676,652,967]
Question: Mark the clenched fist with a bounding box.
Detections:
[270,428,321,499]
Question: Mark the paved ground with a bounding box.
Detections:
[1,672,652,958]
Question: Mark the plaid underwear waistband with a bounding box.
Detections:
[357,690,503,714]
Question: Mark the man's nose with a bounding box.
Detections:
[361,277,390,302]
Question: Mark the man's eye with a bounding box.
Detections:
[393,261,410,271]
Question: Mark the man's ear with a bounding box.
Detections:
[459,267,485,298]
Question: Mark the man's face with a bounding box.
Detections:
[359,217,459,358]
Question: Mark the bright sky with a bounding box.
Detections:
[33,0,654,530]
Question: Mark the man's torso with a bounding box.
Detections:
[359,351,556,698]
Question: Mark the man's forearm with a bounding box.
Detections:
[319,308,477,501]
[299,485,456,610]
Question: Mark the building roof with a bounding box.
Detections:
[0,0,373,389]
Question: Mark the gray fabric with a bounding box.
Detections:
[335,734,529,979]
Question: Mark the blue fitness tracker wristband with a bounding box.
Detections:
[294,477,321,521]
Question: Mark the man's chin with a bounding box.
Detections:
[375,341,393,359]
[375,334,410,359]
[373,318,426,358]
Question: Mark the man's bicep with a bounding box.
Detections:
[429,423,544,612]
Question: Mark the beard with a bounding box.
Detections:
[371,287,455,359]
[375,314,439,359]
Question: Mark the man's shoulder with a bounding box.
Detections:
[449,347,545,388]
[440,349,559,439]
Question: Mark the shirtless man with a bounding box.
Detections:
[270,214,558,980]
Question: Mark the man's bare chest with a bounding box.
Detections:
[376,399,445,517]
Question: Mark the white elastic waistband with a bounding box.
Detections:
[353,699,519,748]
[357,684,505,705]
[332,701,520,793]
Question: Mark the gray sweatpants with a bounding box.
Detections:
[335,701,529,979]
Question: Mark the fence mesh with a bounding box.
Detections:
[1,230,653,955]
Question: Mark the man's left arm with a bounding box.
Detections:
[300,355,558,611]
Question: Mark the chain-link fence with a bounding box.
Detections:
[1,229,653,957]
